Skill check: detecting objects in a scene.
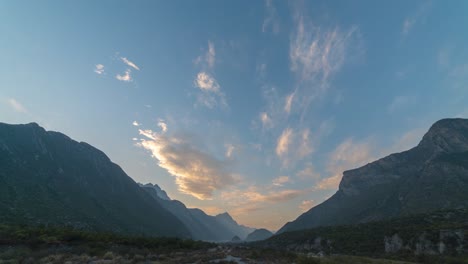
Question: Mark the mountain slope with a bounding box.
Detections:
[140,183,255,241]
[246,228,274,242]
[278,118,468,233]
[0,122,190,238]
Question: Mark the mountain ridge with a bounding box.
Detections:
[278,118,468,233]
[0,122,190,238]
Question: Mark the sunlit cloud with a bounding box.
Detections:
[272,176,290,186]
[194,72,227,108]
[116,69,132,82]
[276,128,293,157]
[132,121,140,127]
[121,57,140,71]
[94,64,105,75]
[299,200,315,212]
[315,138,374,190]
[259,112,272,129]
[137,127,237,200]
[7,98,27,113]
[297,128,313,158]
[195,72,220,92]
[157,119,168,133]
[222,186,307,215]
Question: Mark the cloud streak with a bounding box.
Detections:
[8,98,27,113]
[121,57,140,71]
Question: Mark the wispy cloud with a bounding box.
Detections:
[284,92,294,114]
[272,176,290,186]
[315,138,374,190]
[194,72,227,108]
[299,199,315,212]
[387,95,416,114]
[94,64,105,75]
[121,57,140,71]
[195,41,216,69]
[132,121,140,127]
[222,186,307,216]
[137,126,237,200]
[288,14,361,116]
[157,119,168,133]
[276,127,293,157]
[296,163,319,180]
[401,2,432,36]
[116,69,132,82]
[7,98,27,113]
[225,143,235,158]
[262,0,280,34]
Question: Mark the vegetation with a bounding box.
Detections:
[255,209,468,262]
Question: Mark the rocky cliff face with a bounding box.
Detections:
[279,118,468,233]
[0,122,190,238]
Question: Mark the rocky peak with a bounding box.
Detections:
[139,183,171,200]
[418,118,468,153]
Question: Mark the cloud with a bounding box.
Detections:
[137,127,237,200]
[195,72,220,92]
[262,0,280,34]
[194,72,227,108]
[157,119,168,133]
[401,2,432,36]
[195,41,216,69]
[387,95,416,113]
[296,163,319,180]
[299,200,315,212]
[315,138,374,190]
[284,92,294,114]
[289,15,360,114]
[276,128,293,157]
[94,64,105,75]
[121,57,140,71]
[272,176,290,186]
[259,112,273,129]
[225,144,235,158]
[297,128,313,158]
[132,121,140,126]
[7,98,27,113]
[116,69,132,82]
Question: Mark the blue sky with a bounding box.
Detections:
[1,0,468,230]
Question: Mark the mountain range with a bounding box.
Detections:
[140,183,255,241]
[278,118,468,233]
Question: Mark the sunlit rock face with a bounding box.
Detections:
[279,118,468,233]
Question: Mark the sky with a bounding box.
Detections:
[1,0,468,231]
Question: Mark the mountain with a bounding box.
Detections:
[0,122,190,238]
[140,184,255,241]
[139,183,170,200]
[246,228,274,242]
[214,212,256,240]
[279,118,468,233]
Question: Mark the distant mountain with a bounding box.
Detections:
[139,183,171,200]
[140,184,255,241]
[279,118,468,233]
[246,228,273,242]
[214,212,256,240]
[0,122,190,238]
